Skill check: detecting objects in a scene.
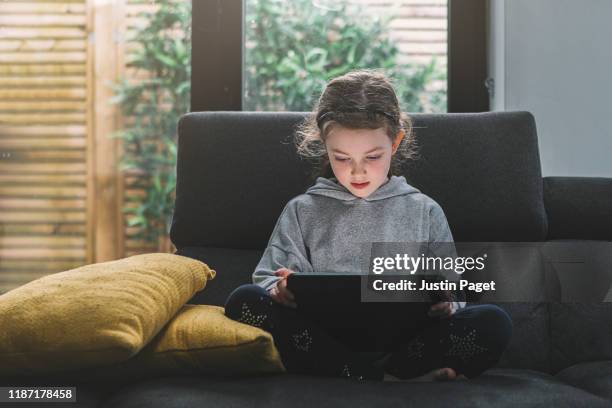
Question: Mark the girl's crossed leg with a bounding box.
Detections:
[225,284,512,381]
[224,283,385,380]
[382,304,513,379]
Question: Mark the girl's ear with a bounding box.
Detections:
[392,130,405,154]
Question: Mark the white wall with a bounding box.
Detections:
[489,0,612,177]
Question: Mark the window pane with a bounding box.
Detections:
[244,0,447,112]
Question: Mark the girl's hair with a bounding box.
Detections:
[294,69,418,181]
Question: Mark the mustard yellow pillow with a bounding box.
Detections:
[0,253,215,376]
[131,304,285,376]
[51,305,286,382]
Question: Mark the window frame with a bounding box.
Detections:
[190,0,489,113]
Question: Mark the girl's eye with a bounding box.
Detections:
[334,155,382,162]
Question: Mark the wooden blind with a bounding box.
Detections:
[0,0,89,293]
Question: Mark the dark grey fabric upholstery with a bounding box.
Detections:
[178,246,263,306]
[556,360,612,401]
[170,112,313,250]
[404,111,547,242]
[541,241,612,302]
[492,303,551,373]
[551,303,612,373]
[544,177,612,240]
[101,371,612,408]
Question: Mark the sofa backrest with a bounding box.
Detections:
[170,110,548,250]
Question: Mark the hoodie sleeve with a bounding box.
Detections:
[252,199,314,291]
[428,202,467,311]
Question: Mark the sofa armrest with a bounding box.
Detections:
[543,176,612,240]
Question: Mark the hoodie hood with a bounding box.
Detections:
[305,175,420,202]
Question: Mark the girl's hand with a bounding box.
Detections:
[269,268,297,308]
[428,302,455,319]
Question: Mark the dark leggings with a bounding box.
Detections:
[225,284,512,381]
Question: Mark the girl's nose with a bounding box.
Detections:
[351,163,366,175]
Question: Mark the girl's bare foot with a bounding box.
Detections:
[383,367,468,382]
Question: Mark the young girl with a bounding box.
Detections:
[225,69,512,382]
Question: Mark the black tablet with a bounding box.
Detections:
[285,273,443,351]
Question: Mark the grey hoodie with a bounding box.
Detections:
[252,175,466,310]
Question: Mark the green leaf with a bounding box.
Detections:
[155,52,177,68]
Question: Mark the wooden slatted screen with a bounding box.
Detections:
[0,0,89,293]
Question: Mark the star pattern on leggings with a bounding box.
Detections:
[402,336,425,359]
[341,364,351,377]
[292,329,313,352]
[237,302,267,327]
[445,328,488,362]
[340,363,364,381]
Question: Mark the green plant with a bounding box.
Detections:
[244,0,446,112]
[110,0,191,245]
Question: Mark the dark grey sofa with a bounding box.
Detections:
[2,111,612,407]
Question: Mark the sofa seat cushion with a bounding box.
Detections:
[555,360,612,401]
[101,369,611,408]
[550,303,612,373]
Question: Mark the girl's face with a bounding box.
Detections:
[325,125,400,199]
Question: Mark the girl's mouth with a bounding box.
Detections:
[351,182,370,189]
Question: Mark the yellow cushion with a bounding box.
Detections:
[133,304,286,376]
[54,305,286,382]
[0,253,215,376]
